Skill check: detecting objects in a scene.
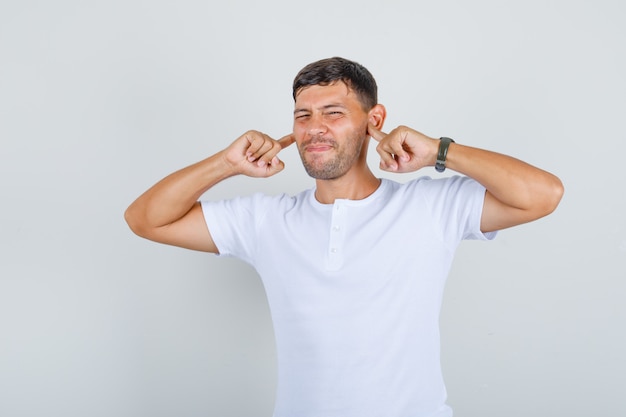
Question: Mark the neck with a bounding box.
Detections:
[314,165,381,204]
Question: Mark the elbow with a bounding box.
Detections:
[540,175,565,217]
[549,175,565,212]
[124,203,167,242]
[124,205,148,238]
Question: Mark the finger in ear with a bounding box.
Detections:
[368,104,387,129]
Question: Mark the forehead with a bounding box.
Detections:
[294,81,360,108]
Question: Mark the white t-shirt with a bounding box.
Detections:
[202,176,495,417]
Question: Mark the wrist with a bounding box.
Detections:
[205,150,237,182]
[435,137,455,172]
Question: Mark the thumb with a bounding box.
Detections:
[265,155,286,176]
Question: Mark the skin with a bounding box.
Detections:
[124,81,564,253]
[292,82,383,203]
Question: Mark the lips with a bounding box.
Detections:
[307,144,333,152]
[303,139,335,153]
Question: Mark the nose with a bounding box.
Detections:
[306,114,327,137]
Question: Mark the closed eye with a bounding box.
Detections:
[325,111,344,119]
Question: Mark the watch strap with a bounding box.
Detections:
[435,137,455,172]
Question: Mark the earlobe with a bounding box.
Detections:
[368,104,387,130]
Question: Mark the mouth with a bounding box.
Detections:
[306,144,333,153]
[303,139,336,153]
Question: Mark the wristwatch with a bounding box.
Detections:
[435,137,455,172]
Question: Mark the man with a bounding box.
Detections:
[125,57,563,417]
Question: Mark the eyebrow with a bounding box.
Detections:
[293,103,348,115]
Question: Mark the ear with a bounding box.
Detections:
[368,104,387,130]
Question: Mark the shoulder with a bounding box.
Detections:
[201,189,311,215]
[401,175,483,196]
[379,176,485,213]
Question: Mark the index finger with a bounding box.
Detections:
[277,133,296,149]
[367,124,387,142]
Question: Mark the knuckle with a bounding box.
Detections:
[245,129,260,139]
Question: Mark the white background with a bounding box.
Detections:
[1,1,624,416]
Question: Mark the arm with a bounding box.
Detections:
[124,131,295,252]
[368,125,564,233]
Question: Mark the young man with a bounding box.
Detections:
[125,57,563,417]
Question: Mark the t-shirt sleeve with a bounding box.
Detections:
[422,175,497,246]
[200,193,268,264]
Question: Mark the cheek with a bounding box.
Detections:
[293,121,307,135]
[293,127,307,145]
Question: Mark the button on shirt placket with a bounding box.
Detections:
[327,202,347,270]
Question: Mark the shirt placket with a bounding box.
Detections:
[326,201,347,271]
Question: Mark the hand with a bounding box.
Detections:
[223,130,295,177]
[368,124,439,173]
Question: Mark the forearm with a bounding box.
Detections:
[125,150,233,234]
[369,124,563,230]
[446,143,562,210]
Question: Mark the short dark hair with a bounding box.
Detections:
[292,57,378,110]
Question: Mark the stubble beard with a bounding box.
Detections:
[299,127,367,180]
